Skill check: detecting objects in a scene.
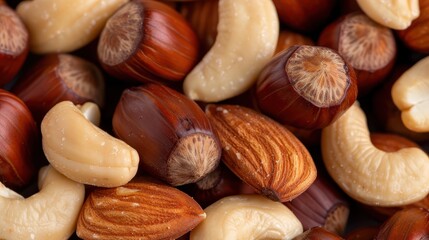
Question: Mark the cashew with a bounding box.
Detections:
[41,101,139,187]
[356,0,419,30]
[16,0,128,53]
[183,0,279,102]
[322,103,429,206]
[391,56,429,133]
[0,165,85,240]
[77,102,101,126]
[190,195,303,240]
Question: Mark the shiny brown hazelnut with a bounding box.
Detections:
[275,30,314,54]
[112,83,221,186]
[318,12,396,94]
[397,0,429,53]
[255,45,358,130]
[97,0,199,84]
[375,208,429,239]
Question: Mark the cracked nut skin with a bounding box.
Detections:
[255,45,358,130]
[375,207,429,239]
[0,89,38,189]
[97,0,199,83]
[12,53,105,123]
[113,84,222,186]
[77,176,206,240]
[205,104,317,202]
[0,2,29,86]
[318,12,396,94]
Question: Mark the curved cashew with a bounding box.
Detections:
[77,102,101,126]
[0,165,85,240]
[183,0,279,102]
[41,101,139,187]
[356,0,419,30]
[16,0,128,53]
[190,195,303,240]
[392,56,429,133]
[322,103,429,206]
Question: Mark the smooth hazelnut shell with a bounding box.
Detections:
[0,3,29,87]
[375,208,429,239]
[112,83,221,185]
[98,0,199,83]
[318,12,396,95]
[273,0,337,33]
[0,89,37,189]
[255,45,358,130]
[397,0,429,53]
[12,54,105,123]
[275,30,314,54]
[346,227,379,240]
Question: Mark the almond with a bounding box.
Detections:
[205,104,317,202]
[76,177,206,240]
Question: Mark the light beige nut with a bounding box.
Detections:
[16,0,128,53]
[356,0,420,30]
[41,101,139,187]
[391,56,429,133]
[321,103,429,206]
[190,194,303,240]
[0,165,85,240]
[183,0,279,102]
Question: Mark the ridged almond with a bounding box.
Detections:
[205,104,317,202]
[76,177,206,240]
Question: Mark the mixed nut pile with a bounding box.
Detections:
[1,0,429,239]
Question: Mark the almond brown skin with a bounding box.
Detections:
[205,104,317,202]
[375,208,429,240]
[113,83,221,186]
[12,54,105,123]
[0,89,37,189]
[397,0,429,53]
[76,176,205,240]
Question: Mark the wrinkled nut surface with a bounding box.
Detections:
[16,0,128,53]
[41,101,139,187]
[190,194,303,240]
[206,105,317,202]
[183,0,279,102]
[391,56,429,133]
[322,103,429,206]
[77,177,206,240]
[0,165,85,240]
[356,0,420,30]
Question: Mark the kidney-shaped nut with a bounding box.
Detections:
[0,165,85,240]
[356,0,420,30]
[391,56,429,133]
[183,0,279,102]
[322,103,429,206]
[190,194,303,240]
[16,0,128,53]
[41,101,139,187]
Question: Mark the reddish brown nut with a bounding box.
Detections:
[113,83,221,186]
[375,208,429,239]
[0,2,28,86]
[205,104,317,202]
[275,30,314,54]
[293,227,344,240]
[77,176,206,240]
[0,89,37,189]
[346,227,379,240]
[12,54,105,123]
[284,175,350,235]
[255,45,358,130]
[318,12,396,94]
[397,0,429,53]
[272,0,336,33]
[97,0,199,83]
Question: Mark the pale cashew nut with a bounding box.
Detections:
[41,101,139,187]
[190,195,303,240]
[356,0,419,30]
[16,0,128,53]
[392,56,429,133]
[322,103,429,206]
[183,0,279,102]
[0,165,85,240]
